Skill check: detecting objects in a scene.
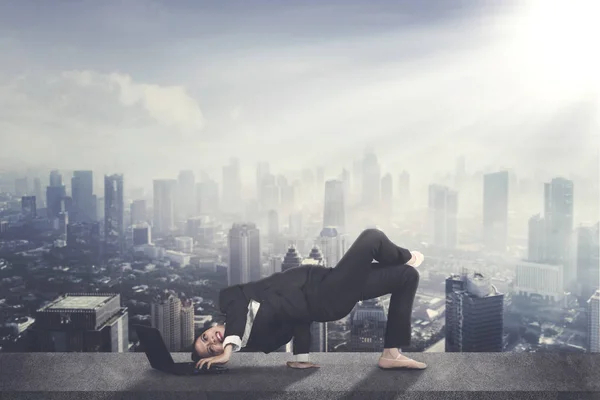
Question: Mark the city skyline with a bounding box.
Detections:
[0,0,598,185]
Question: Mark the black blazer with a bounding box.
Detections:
[219,265,318,355]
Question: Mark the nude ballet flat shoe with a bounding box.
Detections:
[406,251,424,268]
[378,354,427,370]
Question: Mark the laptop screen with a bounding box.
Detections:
[135,325,176,369]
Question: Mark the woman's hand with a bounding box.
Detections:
[286,361,320,369]
[196,349,231,369]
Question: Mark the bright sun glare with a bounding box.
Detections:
[516,0,600,94]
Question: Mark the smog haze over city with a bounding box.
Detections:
[0,0,598,358]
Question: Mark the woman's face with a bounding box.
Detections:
[194,325,226,358]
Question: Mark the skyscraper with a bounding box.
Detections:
[222,158,242,214]
[381,173,393,222]
[256,161,270,205]
[349,299,387,352]
[323,179,345,231]
[15,177,28,197]
[153,179,177,235]
[104,174,124,253]
[31,293,128,352]
[483,171,509,252]
[588,290,600,353]
[228,223,261,285]
[281,245,302,272]
[318,227,347,268]
[130,199,147,226]
[528,214,546,262]
[21,196,36,219]
[544,178,574,264]
[151,290,194,352]
[362,152,381,207]
[71,171,95,223]
[196,179,219,215]
[46,170,66,220]
[577,224,600,300]
[445,272,504,352]
[177,170,196,222]
[428,184,458,248]
[33,178,44,208]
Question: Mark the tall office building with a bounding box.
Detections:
[318,227,347,268]
[323,179,345,231]
[268,209,279,239]
[181,298,195,352]
[33,178,44,208]
[588,290,600,353]
[153,179,177,234]
[71,171,95,223]
[21,196,36,218]
[281,245,302,272]
[514,261,564,304]
[428,184,458,248]
[46,170,66,220]
[228,223,261,285]
[381,173,393,221]
[544,178,574,264]
[256,161,270,204]
[177,170,196,221]
[483,171,509,252]
[303,246,328,352]
[15,177,29,197]
[222,158,242,214]
[362,152,381,207]
[196,179,219,215]
[577,224,600,300]
[528,214,546,262]
[352,159,362,199]
[132,224,151,246]
[455,156,467,189]
[349,299,387,352]
[104,174,124,253]
[30,293,128,352]
[130,199,147,225]
[445,272,504,352]
[151,290,194,352]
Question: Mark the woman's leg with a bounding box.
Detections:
[313,228,413,321]
[359,263,427,369]
[359,263,419,349]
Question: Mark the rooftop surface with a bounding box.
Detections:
[1,352,599,400]
[47,295,113,310]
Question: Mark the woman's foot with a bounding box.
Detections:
[378,348,427,370]
[406,251,424,268]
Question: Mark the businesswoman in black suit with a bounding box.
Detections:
[191,228,426,370]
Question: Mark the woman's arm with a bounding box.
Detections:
[219,285,259,352]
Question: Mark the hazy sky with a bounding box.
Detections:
[0,0,598,184]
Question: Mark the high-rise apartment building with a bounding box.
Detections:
[349,299,387,352]
[177,170,196,221]
[153,179,177,234]
[588,290,600,353]
[428,184,458,248]
[445,272,504,352]
[483,171,509,252]
[228,223,261,285]
[323,179,345,231]
[151,290,195,352]
[104,174,124,253]
[71,171,95,223]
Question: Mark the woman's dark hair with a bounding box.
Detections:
[190,326,211,362]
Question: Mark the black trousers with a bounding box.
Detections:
[308,228,420,349]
